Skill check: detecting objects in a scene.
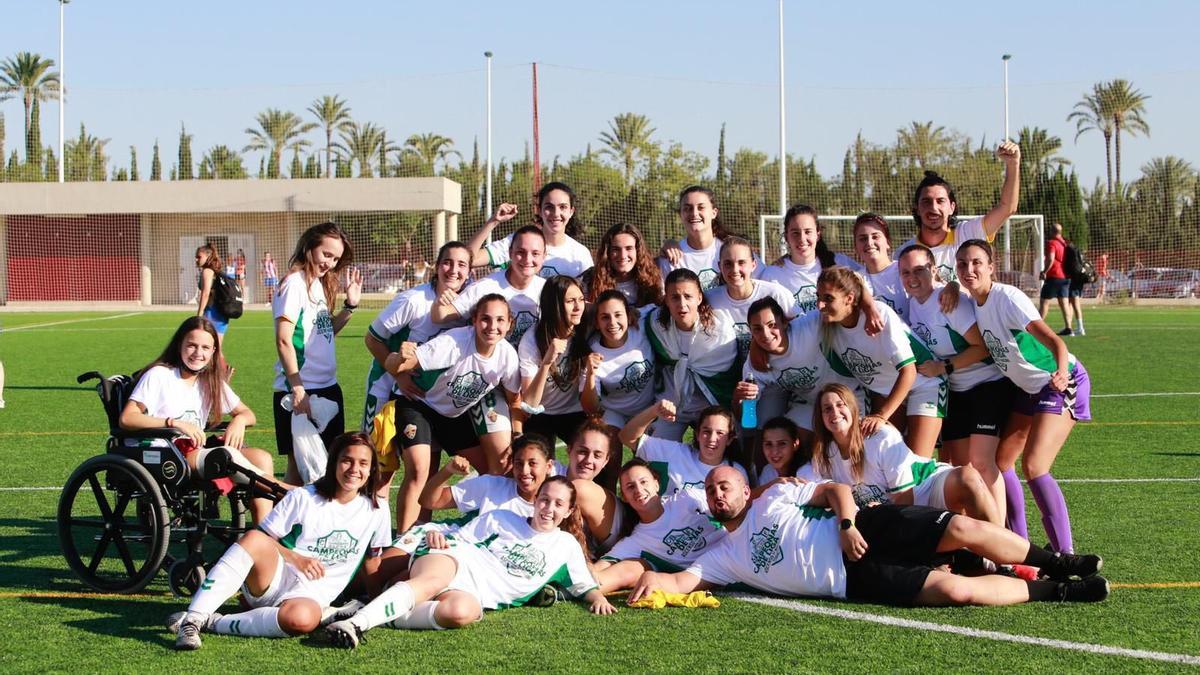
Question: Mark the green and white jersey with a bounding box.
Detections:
[485,232,594,279]
[518,327,584,415]
[825,303,938,397]
[273,271,337,390]
[684,481,846,599]
[582,328,657,419]
[796,424,948,508]
[706,279,800,359]
[601,488,727,571]
[759,254,857,315]
[259,485,391,607]
[129,365,239,428]
[447,509,598,609]
[744,312,843,406]
[860,261,910,322]
[656,238,764,292]
[894,216,990,283]
[645,306,741,413]
[972,283,1076,395]
[410,326,521,418]
[451,269,546,347]
[451,474,534,519]
[906,285,1003,392]
[635,435,748,498]
[362,283,466,428]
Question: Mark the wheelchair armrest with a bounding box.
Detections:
[116,427,187,442]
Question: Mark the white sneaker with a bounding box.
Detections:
[166,610,221,635]
[325,619,365,649]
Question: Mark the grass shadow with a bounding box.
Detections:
[23,594,174,648]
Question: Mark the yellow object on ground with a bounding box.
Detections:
[369,400,400,473]
[628,590,721,609]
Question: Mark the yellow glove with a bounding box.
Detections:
[628,589,720,609]
[628,589,668,609]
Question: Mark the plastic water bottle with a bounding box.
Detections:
[740,376,758,429]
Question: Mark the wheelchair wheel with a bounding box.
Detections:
[168,558,207,598]
[57,454,170,593]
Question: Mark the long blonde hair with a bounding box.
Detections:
[816,265,868,348]
[289,221,354,311]
[810,383,867,483]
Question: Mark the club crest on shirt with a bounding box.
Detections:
[549,352,574,392]
[500,542,547,579]
[698,269,720,290]
[912,322,937,347]
[662,526,708,557]
[313,309,335,342]
[539,266,559,278]
[936,262,956,283]
[749,523,784,574]
[981,330,1009,370]
[838,348,883,384]
[448,372,489,408]
[795,285,817,314]
[851,483,890,508]
[510,311,537,345]
[778,366,818,395]
[308,530,359,564]
[619,360,654,393]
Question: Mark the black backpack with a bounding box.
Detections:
[210,273,244,319]
[1062,243,1085,279]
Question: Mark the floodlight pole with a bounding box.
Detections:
[1002,54,1012,271]
[58,0,69,183]
[776,0,786,261]
[485,51,494,237]
[1002,54,1011,142]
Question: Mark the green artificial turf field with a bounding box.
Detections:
[0,307,1198,672]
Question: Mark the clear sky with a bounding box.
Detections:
[1,0,1195,190]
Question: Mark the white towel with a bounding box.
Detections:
[283,394,341,484]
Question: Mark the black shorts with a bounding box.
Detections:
[942,378,1017,441]
[523,411,587,446]
[844,504,955,606]
[393,397,485,454]
[1069,278,1085,297]
[272,384,345,456]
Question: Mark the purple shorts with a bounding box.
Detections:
[1015,361,1091,421]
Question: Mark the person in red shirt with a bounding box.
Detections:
[1038,222,1073,336]
[1095,253,1110,300]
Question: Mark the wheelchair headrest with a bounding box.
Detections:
[78,371,136,435]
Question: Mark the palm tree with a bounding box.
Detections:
[1067,84,1114,192]
[0,52,60,154]
[1017,126,1071,177]
[598,113,656,185]
[243,108,316,179]
[1134,156,1195,219]
[401,132,461,176]
[1100,79,1150,188]
[307,94,353,178]
[336,121,387,177]
[895,120,952,169]
[199,144,247,180]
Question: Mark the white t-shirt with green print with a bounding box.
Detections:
[825,303,939,398]
[409,326,521,418]
[601,487,727,571]
[451,269,545,347]
[906,285,1003,392]
[273,271,337,391]
[705,279,800,361]
[759,253,858,315]
[634,435,748,498]
[972,283,1076,395]
[796,424,948,508]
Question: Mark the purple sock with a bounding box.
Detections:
[1029,473,1074,553]
[1002,469,1028,539]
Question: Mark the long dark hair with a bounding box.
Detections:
[196,243,223,272]
[432,240,471,294]
[536,181,582,238]
[314,431,382,508]
[658,268,716,334]
[911,171,959,226]
[783,203,836,268]
[759,416,807,478]
[144,316,228,428]
[678,185,737,240]
[746,296,790,373]
[289,221,355,311]
[534,275,588,388]
[587,222,663,306]
[538,476,591,560]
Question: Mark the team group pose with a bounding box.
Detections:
[164,145,1108,652]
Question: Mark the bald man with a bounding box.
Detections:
[627,467,1108,607]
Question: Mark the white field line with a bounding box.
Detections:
[0,485,411,492]
[733,595,1200,666]
[2,312,140,332]
[1092,392,1200,398]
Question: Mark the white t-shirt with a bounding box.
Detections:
[273,271,338,390]
[410,326,521,417]
[972,283,1076,394]
[601,489,727,571]
[906,285,1003,392]
[451,269,546,347]
[743,312,841,406]
[895,216,990,283]
[860,262,910,323]
[259,485,391,607]
[485,232,594,279]
[129,365,239,428]
[759,254,857,315]
[645,306,740,414]
[635,435,748,497]
[796,425,946,507]
[446,509,598,608]
[706,279,800,360]
[582,328,657,419]
[451,474,534,519]
[656,238,764,292]
[825,303,935,397]
[684,481,846,599]
[518,328,584,416]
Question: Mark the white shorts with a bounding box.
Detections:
[438,546,497,611]
[906,375,948,419]
[601,408,633,430]
[913,467,951,510]
[242,553,328,609]
[390,522,457,555]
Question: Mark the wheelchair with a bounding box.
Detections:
[57,371,288,596]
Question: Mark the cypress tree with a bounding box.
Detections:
[715,123,727,186]
[178,124,194,180]
[290,148,303,179]
[90,146,106,182]
[258,157,265,178]
[0,113,6,181]
[27,98,43,171]
[304,154,317,179]
[129,146,139,181]
[44,146,57,182]
[150,140,162,180]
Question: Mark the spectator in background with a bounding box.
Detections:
[1096,253,1110,300]
[1037,222,1073,336]
[261,252,279,303]
[1067,249,1087,337]
[411,255,429,287]
[235,249,247,282]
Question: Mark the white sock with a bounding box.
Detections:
[350,581,414,631]
[188,543,254,616]
[212,607,288,638]
[387,601,446,630]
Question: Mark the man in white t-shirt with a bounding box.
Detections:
[895,141,1021,283]
[628,466,1109,607]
